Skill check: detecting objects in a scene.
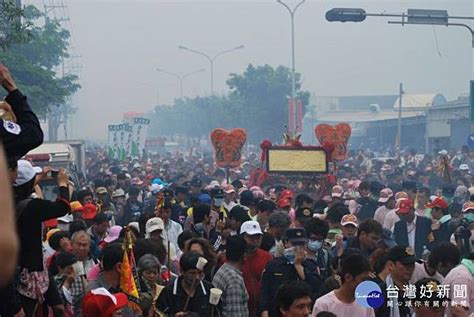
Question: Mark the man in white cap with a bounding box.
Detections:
[146,217,178,264]
[240,221,272,317]
[374,188,395,226]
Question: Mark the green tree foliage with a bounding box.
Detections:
[150,64,309,145]
[0,0,33,51]
[0,4,80,115]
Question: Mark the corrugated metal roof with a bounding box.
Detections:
[317,110,426,123]
[393,94,447,110]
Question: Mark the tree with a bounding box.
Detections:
[0,0,33,51]
[0,5,80,115]
[149,64,310,146]
[227,64,309,144]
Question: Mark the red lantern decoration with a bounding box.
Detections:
[315,123,351,161]
[210,128,247,168]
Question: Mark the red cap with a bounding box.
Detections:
[280,189,294,199]
[82,203,98,220]
[396,198,414,214]
[426,197,449,210]
[82,288,128,317]
[277,198,291,208]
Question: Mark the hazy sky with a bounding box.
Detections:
[27,0,473,140]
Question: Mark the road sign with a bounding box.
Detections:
[407,9,448,25]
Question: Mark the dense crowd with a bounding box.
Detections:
[1,63,474,317]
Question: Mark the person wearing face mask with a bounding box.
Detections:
[304,218,332,282]
[259,228,321,317]
[211,187,227,219]
[240,221,273,317]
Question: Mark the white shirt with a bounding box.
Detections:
[383,210,400,231]
[444,263,474,317]
[312,290,375,317]
[223,201,237,213]
[163,219,183,255]
[406,216,417,251]
[410,261,444,284]
[374,206,393,226]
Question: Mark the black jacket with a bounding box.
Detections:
[393,216,432,259]
[259,257,322,317]
[16,186,70,272]
[156,276,215,316]
[2,89,43,160]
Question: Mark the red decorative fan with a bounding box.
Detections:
[315,123,352,161]
[210,128,247,168]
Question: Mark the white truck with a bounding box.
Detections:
[25,141,85,200]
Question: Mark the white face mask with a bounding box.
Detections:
[214,198,224,207]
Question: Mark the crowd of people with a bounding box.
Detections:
[1,62,474,316]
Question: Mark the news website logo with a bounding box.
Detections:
[355,281,384,309]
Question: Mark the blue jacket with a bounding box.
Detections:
[393,216,432,259]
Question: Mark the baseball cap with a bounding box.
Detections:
[438,149,448,155]
[45,228,61,243]
[462,201,474,213]
[426,197,449,210]
[145,217,164,238]
[285,228,308,245]
[341,214,358,227]
[191,178,203,187]
[96,187,108,195]
[82,203,98,220]
[197,193,212,204]
[280,189,294,199]
[210,188,224,198]
[295,207,313,220]
[459,164,470,171]
[104,226,123,243]
[388,245,416,264]
[209,180,220,188]
[395,198,414,214]
[277,198,291,208]
[70,201,84,212]
[224,184,236,194]
[57,213,74,223]
[82,288,128,317]
[14,160,42,187]
[331,185,344,198]
[112,189,125,198]
[378,188,394,203]
[240,221,263,235]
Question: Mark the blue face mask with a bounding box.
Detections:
[283,247,296,264]
[308,239,323,252]
[464,213,474,223]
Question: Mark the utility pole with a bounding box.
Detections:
[397,83,403,160]
[277,0,305,131]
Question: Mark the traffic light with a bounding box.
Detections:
[326,8,367,22]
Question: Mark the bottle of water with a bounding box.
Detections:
[422,245,430,262]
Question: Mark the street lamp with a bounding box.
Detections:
[277,0,305,131]
[156,68,205,99]
[326,7,474,143]
[178,45,245,94]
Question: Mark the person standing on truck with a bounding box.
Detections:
[0,64,43,160]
